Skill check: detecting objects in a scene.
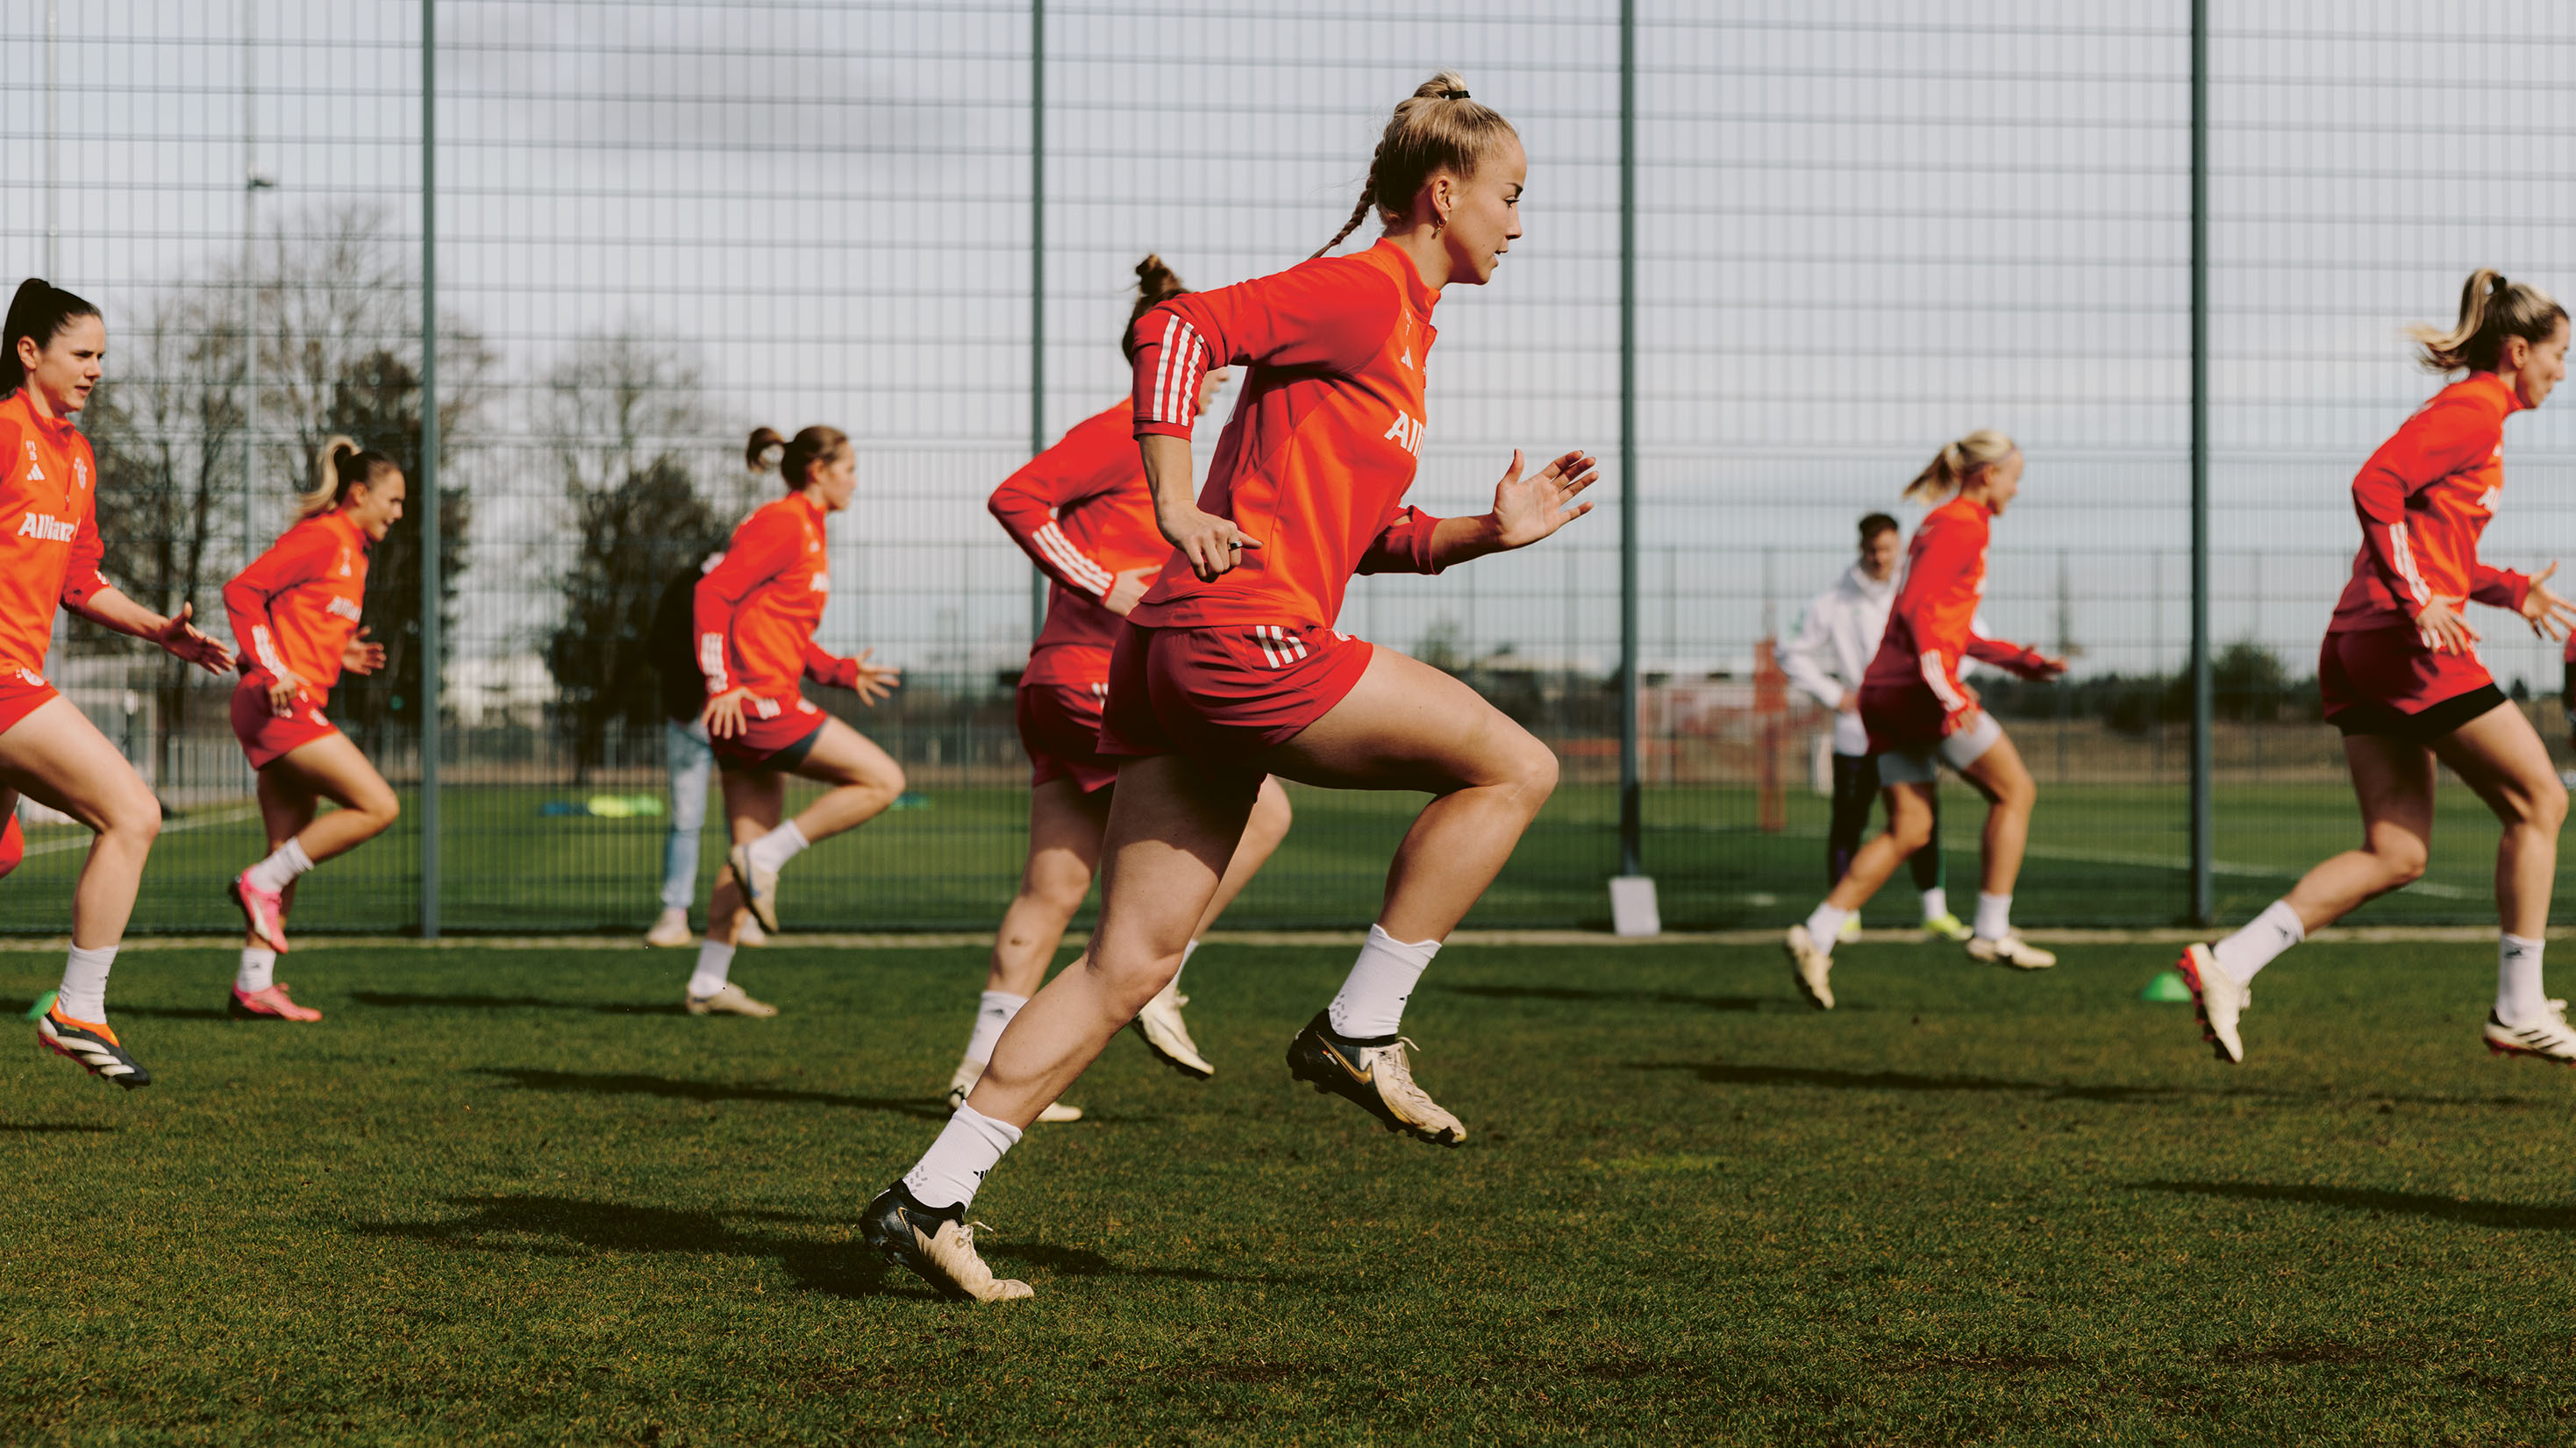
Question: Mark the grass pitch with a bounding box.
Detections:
[4,938,2573,1444]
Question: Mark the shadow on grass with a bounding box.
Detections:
[1439,984,1766,1013]
[352,991,687,1016]
[0,1122,113,1133]
[1631,1062,2530,1109]
[471,1067,946,1119]
[3,998,225,1023]
[2142,1181,2576,1232]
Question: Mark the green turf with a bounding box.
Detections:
[4,940,2572,1444]
[1,776,2549,935]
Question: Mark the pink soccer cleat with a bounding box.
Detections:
[228,871,289,952]
[229,982,322,1023]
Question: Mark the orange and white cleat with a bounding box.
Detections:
[230,982,323,1023]
[229,871,289,953]
[35,1000,152,1088]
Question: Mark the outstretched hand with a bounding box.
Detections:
[342,626,388,676]
[2522,562,2576,641]
[1489,449,1598,550]
[157,603,235,677]
[845,649,901,706]
[2415,596,2480,656]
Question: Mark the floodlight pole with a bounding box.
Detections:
[1029,0,1047,646]
[418,0,442,938]
[1616,0,1644,881]
[2187,0,2214,926]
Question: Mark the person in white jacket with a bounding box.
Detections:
[1780,513,1971,941]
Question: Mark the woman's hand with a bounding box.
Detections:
[2522,563,2576,640]
[846,650,901,706]
[701,687,753,739]
[2415,596,2480,655]
[2016,653,2069,682]
[267,670,309,720]
[341,626,388,675]
[1103,565,1158,617]
[156,603,235,676]
[1156,499,1259,582]
[1488,449,1598,549]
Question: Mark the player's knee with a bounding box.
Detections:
[1888,812,1935,854]
[1020,860,1093,920]
[354,785,402,836]
[1501,735,1559,806]
[2530,775,2569,833]
[2376,838,2428,886]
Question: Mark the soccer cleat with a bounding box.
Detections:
[229,872,289,953]
[1967,934,2056,971]
[644,908,693,948]
[1921,911,1973,943]
[2175,943,2246,1064]
[737,917,769,947]
[1130,978,1215,1080]
[1837,915,1863,943]
[860,1181,1033,1302]
[685,981,778,1017]
[2484,1002,2576,1066]
[1783,924,1836,1010]
[36,1005,151,1089]
[229,982,323,1022]
[1283,1011,1464,1146]
[945,1058,1081,1123]
[729,845,781,934]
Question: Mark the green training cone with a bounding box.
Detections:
[2138,970,2194,1003]
[22,989,57,1022]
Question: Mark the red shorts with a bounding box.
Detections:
[2320,625,2504,741]
[1857,679,1949,755]
[1018,679,1118,793]
[0,668,60,738]
[230,678,341,769]
[1099,624,1374,771]
[713,694,828,771]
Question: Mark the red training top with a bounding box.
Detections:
[696,491,860,703]
[1126,239,1448,631]
[1862,495,2050,731]
[225,510,371,704]
[2332,371,2531,635]
[0,389,111,681]
[990,400,1171,686]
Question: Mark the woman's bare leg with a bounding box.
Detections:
[0,698,161,953]
[783,717,907,845]
[2275,736,2437,932]
[249,767,319,949]
[1192,775,1294,934]
[702,767,782,950]
[262,734,402,865]
[1957,733,2038,898]
[1823,783,1936,913]
[2430,703,2569,939]
[983,778,1113,999]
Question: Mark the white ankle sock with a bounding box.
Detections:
[1920,887,1948,923]
[1972,892,2012,940]
[246,838,316,894]
[237,947,278,995]
[2498,932,2548,1023]
[963,990,1027,1066]
[688,940,736,998]
[903,1102,1024,1209]
[746,821,810,875]
[56,944,117,1023]
[1327,924,1440,1038]
[2213,899,2304,983]
[1803,902,1853,954]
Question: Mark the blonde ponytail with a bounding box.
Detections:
[1904,429,2017,503]
[1313,71,1520,260]
[2408,268,2568,374]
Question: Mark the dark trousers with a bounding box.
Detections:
[1828,752,1944,895]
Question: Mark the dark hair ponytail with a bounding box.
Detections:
[746,424,852,490]
[1123,254,1192,361]
[2,278,101,397]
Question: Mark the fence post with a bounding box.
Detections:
[417,0,441,938]
[1028,0,1047,646]
[2187,0,2214,926]
[1608,0,1657,938]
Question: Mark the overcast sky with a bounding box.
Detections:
[7,1,2576,686]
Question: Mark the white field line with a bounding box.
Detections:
[1753,824,2479,901]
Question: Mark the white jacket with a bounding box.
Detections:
[1783,564,1895,757]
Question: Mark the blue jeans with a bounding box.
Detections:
[661,717,714,911]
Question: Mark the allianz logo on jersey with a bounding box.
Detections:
[810,571,830,594]
[327,597,363,623]
[14,512,75,543]
[1381,409,1426,457]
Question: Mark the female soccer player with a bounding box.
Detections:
[1782,431,2066,1010]
[221,436,407,1014]
[2179,272,2576,1065]
[957,255,1296,1118]
[3,278,235,1086]
[681,425,905,1015]
[866,73,1597,1301]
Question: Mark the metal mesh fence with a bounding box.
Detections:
[5,2,2576,935]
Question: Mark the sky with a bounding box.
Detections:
[7,1,2576,689]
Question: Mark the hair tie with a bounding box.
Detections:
[1441,88,1470,99]
[2494,275,2510,292]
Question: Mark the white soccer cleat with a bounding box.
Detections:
[945,1058,1081,1123]
[738,916,768,947]
[2175,943,2247,1064]
[2485,1002,2576,1066]
[1283,1013,1466,1145]
[685,981,778,1017]
[729,844,782,933]
[1130,978,1215,1079]
[644,908,693,949]
[1837,915,1863,943]
[860,1182,1034,1303]
[1966,934,2056,971]
[1783,924,1835,1010]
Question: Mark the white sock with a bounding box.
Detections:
[246,837,316,894]
[902,1102,1024,1209]
[56,944,116,1023]
[963,990,1027,1066]
[1972,892,2013,941]
[2212,899,2304,984]
[1803,902,1853,955]
[2498,932,2548,1024]
[1326,924,1440,1038]
[687,940,736,998]
[1920,887,1948,923]
[237,947,278,995]
[746,821,810,875]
